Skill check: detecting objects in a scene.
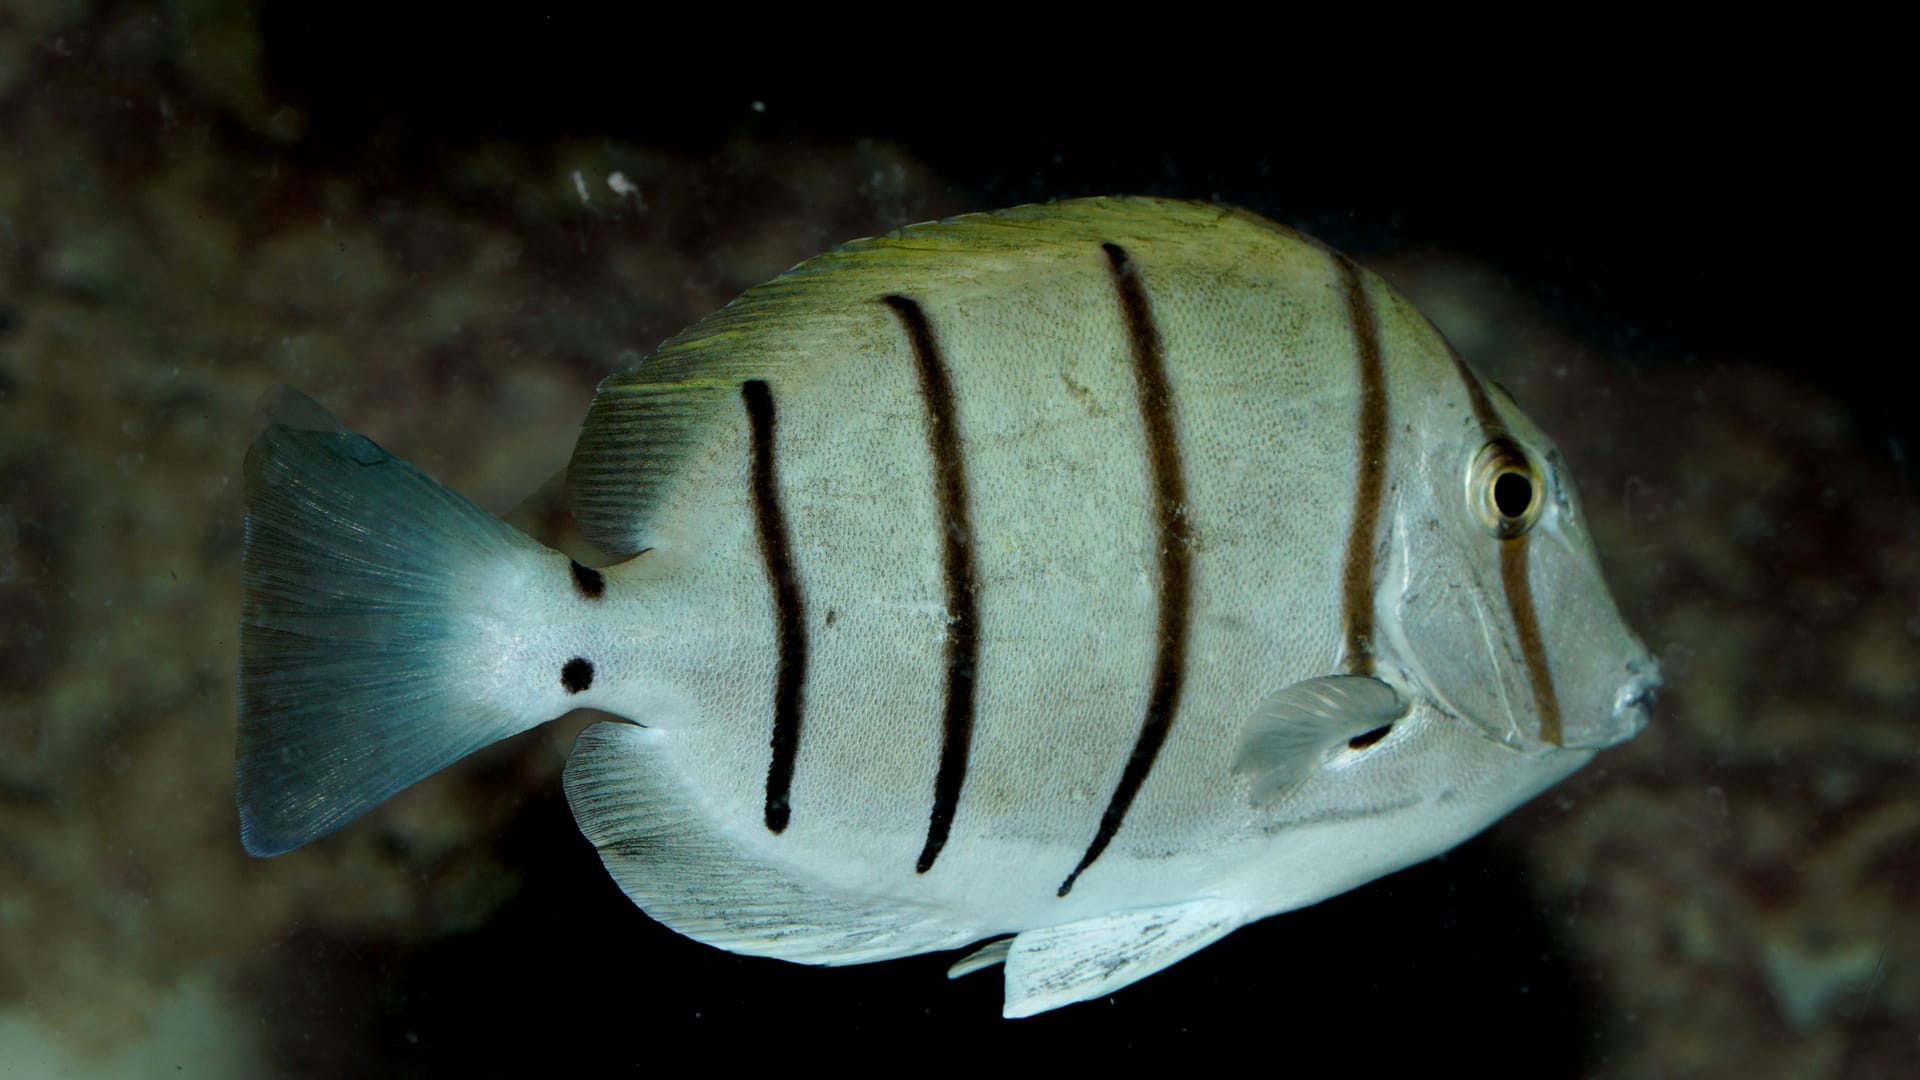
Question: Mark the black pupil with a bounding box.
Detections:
[1493,470,1533,519]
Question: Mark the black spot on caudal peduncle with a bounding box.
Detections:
[570,560,605,599]
[561,657,594,694]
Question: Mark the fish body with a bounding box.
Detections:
[238,197,1658,1016]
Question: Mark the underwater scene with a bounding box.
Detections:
[0,7,1912,1077]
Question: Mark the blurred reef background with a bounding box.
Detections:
[0,3,1913,1076]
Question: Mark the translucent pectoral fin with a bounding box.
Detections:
[1000,899,1243,1018]
[1231,675,1406,805]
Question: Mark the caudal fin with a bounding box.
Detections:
[237,389,569,856]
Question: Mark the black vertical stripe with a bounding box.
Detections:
[1335,258,1389,677]
[1447,351,1508,439]
[1500,535,1564,746]
[569,559,606,599]
[884,295,982,875]
[742,380,809,832]
[1445,353,1566,747]
[1058,243,1194,898]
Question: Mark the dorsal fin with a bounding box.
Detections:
[565,197,1313,556]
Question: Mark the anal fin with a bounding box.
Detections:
[563,722,974,966]
[1002,899,1243,1018]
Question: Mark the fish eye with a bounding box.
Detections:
[1468,440,1543,538]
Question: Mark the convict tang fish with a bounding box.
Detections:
[237,197,1658,1016]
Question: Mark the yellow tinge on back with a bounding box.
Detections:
[565,197,1327,558]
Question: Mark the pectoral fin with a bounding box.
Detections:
[1000,899,1243,1018]
[1232,675,1406,805]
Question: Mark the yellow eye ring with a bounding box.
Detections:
[1469,440,1543,538]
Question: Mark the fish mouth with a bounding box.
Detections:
[1599,658,1661,747]
[1403,654,1663,752]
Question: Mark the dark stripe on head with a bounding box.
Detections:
[1445,353,1563,746]
[1059,243,1194,898]
[883,295,982,875]
[1500,536,1564,745]
[1446,351,1509,441]
[1335,258,1389,677]
[742,379,809,832]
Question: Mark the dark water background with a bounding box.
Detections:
[1,7,1912,1077]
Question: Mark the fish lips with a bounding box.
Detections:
[1602,657,1661,746]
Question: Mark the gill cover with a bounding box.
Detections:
[1382,378,1654,752]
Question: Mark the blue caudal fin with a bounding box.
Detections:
[237,388,567,856]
